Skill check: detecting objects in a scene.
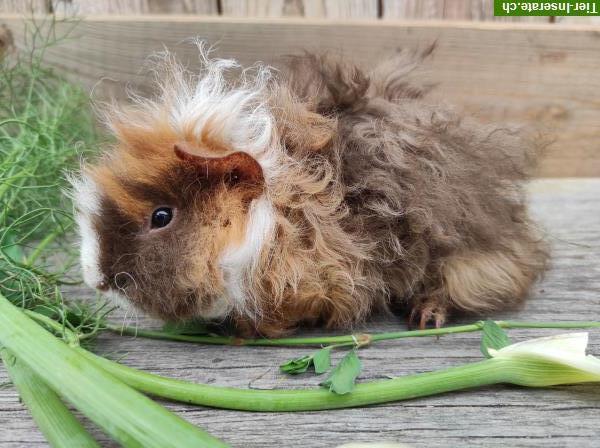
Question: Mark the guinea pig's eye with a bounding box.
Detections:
[150,207,173,229]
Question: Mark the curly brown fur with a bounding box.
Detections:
[242,52,549,334]
[72,47,549,336]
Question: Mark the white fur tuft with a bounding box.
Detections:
[105,42,280,183]
[68,173,104,290]
[220,195,275,318]
[69,174,144,314]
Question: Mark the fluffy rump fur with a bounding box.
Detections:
[74,46,549,336]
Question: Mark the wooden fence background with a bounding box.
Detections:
[0,2,599,177]
[1,0,599,22]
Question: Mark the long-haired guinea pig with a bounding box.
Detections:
[71,47,549,337]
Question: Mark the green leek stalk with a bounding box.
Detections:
[0,292,228,448]
[79,332,600,413]
[0,350,100,448]
[106,320,600,348]
[81,348,509,411]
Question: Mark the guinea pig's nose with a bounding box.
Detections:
[96,279,109,291]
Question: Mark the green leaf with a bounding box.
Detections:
[280,355,311,375]
[280,347,332,376]
[161,320,208,335]
[320,349,362,394]
[312,347,332,374]
[480,319,511,358]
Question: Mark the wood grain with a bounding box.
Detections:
[220,0,299,18]
[221,0,379,18]
[1,15,598,177]
[144,0,217,15]
[557,16,600,24]
[383,0,445,19]
[0,0,48,13]
[54,0,150,14]
[1,178,600,447]
[311,0,379,19]
[50,0,218,15]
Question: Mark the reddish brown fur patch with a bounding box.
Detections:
[88,118,265,321]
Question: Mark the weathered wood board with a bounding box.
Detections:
[220,0,380,18]
[51,0,219,15]
[1,178,600,447]
[0,16,598,177]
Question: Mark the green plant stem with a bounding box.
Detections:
[0,119,36,129]
[0,350,100,448]
[80,335,600,412]
[0,168,31,212]
[106,320,600,348]
[79,347,510,412]
[24,228,63,266]
[23,308,79,344]
[0,292,228,448]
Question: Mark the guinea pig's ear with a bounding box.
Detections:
[174,142,264,186]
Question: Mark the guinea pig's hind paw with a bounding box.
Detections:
[408,299,447,330]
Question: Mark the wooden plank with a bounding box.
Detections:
[1,178,600,447]
[556,16,600,24]
[221,0,379,18]
[382,0,549,22]
[0,16,598,177]
[220,0,297,17]
[382,0,445,19]
[313,0,379,18]
[443,0,474,20]
[51,0,218,15]
[144,0,217,15]
[0,1,48,13]
[55,0,150,14]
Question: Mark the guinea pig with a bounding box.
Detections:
[71,46,549,337]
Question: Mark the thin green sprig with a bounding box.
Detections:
[106,319,600,348]
[0,16,99,333]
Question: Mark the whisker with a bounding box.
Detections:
[114,271,139,291]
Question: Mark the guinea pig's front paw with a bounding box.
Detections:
[408,298,448,330]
